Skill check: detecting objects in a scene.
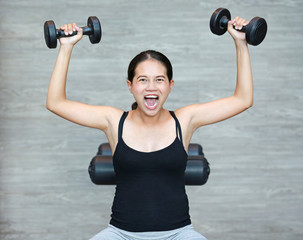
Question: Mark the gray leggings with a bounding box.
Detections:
[89,224,207,240]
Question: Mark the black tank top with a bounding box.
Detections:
[109,111,191,232]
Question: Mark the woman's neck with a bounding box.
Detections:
[130,107,169,126]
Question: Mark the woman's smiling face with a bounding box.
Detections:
[127,59,174,115]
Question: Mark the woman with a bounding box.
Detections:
[46,16,252,240]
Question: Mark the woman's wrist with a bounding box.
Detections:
[59,44,74,53]
[234,39,248,49]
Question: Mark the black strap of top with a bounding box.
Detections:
[118,112,129,140]
[118,111,183,144]
[169,111,183,144]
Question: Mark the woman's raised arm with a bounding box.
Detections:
[46,23,122,132]
[176,17,253,142]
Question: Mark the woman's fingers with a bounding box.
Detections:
[60,23,77,35]
[233,16,249,30]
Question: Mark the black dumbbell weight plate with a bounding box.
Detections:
[87,16,102,44]
[210,8,231,35]
[44,21,57,48]
[245,17,267,46]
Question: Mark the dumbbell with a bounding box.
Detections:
[44,16,102,48]
[210,8,267,46]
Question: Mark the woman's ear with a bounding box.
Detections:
[127,80,132,93]
[170,79,175,89]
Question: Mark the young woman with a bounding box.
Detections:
[46,16,252,240]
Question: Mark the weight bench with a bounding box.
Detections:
[88,143,210,186]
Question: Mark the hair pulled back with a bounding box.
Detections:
[127,50,173,83]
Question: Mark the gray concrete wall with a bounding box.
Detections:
[0,0,302,239]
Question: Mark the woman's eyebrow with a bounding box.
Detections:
[137,75,147,79]
[136,75,166,79]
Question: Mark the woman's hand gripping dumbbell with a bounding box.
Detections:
[44,16,102,48]
[210,8,267,46]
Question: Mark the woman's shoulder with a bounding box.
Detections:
[174,105,195,120]
[104,107,125,121]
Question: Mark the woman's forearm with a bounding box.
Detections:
[233,41,253,108]
[46,45,73,110]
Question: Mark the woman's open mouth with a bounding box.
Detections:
[144,95,159,110]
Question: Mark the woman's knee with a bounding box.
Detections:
[173,225,207,240]
[89,226,126,240]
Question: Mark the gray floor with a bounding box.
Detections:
[0,0,302,239]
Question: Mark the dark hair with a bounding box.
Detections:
[127,50,173,83]
[128,50,173,110]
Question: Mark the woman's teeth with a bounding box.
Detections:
[144,96,159,109]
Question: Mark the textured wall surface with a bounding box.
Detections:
[0,0,302,239]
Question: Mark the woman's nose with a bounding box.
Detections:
[146,81,157,90]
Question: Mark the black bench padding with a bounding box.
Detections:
[89,143,210,186]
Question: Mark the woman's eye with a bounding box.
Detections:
[156,78,164,82]
[139,78,147,82]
